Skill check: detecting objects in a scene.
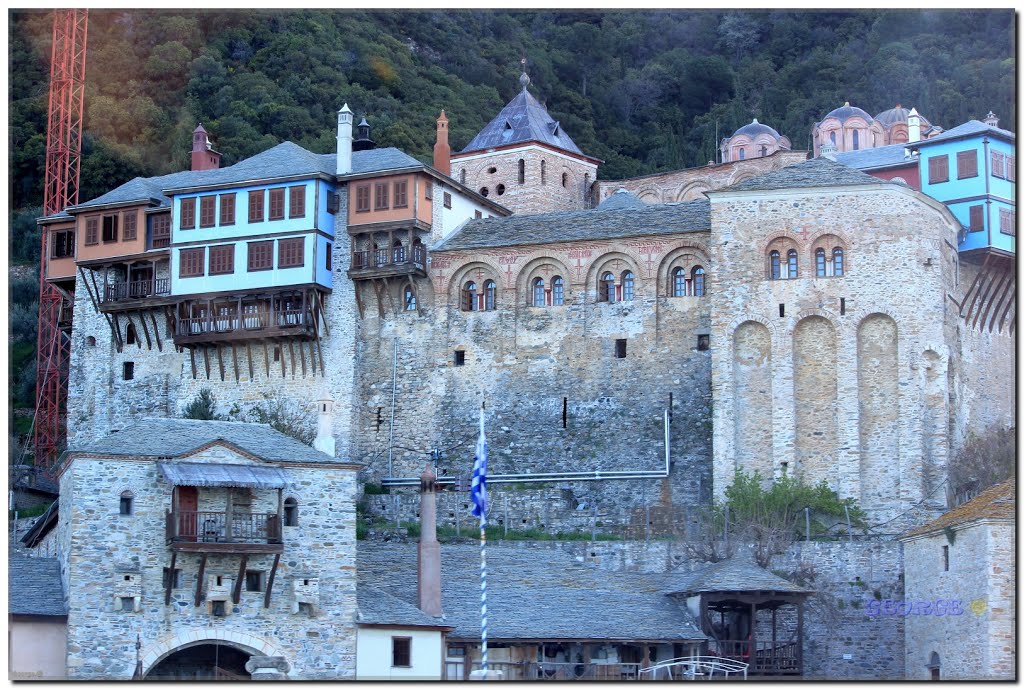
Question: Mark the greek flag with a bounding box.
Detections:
[470,408,488,520]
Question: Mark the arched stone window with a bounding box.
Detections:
[599,272,616,303]
[561,172,568,188]
[126,323,138,346]
[86,335,97,347]
[811,234,848,278]
[815,248,826,277]
[833,248,844,276]
[692,266,706,296]
[552,276,564,306]
[404,285,416,311]
[284,497,298,526]
[829,131,837,145]
[621,271,635,301]
[787,249,798,279]
[462,281,478,312]
[769,250,781,280]
[928,652,941,680]
[120,491,134,516]
[460,169,466,184]
[672,267,686,297]
[852,130,860,150]
[739,148,746,160]
[483,280,497,311]
[760,144,768,157]
[393,239,405,264]
[531,277,545,307]
[541,160,546,185]
[518,159,525,185]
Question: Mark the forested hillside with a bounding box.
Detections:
[6,9,1015,414]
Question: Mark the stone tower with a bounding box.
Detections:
[450,68,600,215]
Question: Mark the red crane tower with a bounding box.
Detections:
[34,9,88,472]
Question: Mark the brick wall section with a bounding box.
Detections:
[57,448,358,679]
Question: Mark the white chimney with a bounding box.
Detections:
[984,111,999,128]
[313,396,336,457]
[908,107,921,143]
[337,104,353,176]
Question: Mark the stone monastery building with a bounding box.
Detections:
[30,70,1014,678]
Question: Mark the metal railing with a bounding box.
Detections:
[639,656,748,680]
[351,242,426,270]
[166,510,282,544]
[455,661,645,681]
[102,278,170,303]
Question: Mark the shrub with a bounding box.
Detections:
[182,388,218,420]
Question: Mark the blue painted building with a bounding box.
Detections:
[907,116,1015,260]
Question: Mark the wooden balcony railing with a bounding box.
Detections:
[151,234,170,249]
[708,640,799,674]
[351,242,426,271]
[166,510,282,550]
[177,306,308,337]
[102,278,171,303]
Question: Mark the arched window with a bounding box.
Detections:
[829,131,837,145]
[460,169,466,184]
[770,250,781,280]
[284,497,298,526]
[692,266,705,296]
[393,239,405,264]
[739,148,746,160]
[120,491,134,516]
[404,285,416,311]
[412,237,424,263]
[600,272,616,303]
[672,267,686,297]
[928,652,941,681]
[561,172,568,188]
[621,271,634,301]
[541,160,546,185]
[462,281,477,312]
[815,248,826,277]
[787,249,798,279]
[518,159,525,185]
[852,130,860,150]
[483,280,497,311]
[552,276,564,306]
[479,187,489,197]
[126,323,137,346]
[833,248,844,276]
[760,144,768,157]
[531,277,545,307]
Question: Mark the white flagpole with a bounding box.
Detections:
[477,407,488,674]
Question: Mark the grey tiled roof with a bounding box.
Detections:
[460,86,585,156]
[666,554,811,596]
[874,105,932,127]
[731,118,783,140]
[820,103,873,124]
[905,119,1016,148]
[833,144,917,171]
[358,543,706,642]
[67,418,346,465]
[9,555,67,617]
[716,156,886,192]
[433,200,710,252]
[596,189,647,211]
[357,586,451,628]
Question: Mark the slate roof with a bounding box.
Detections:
[357,586,452,628]
[833,143,917,171]
[596,189,647,211]
[20,500,59,549]
[9,555,67,617]
[433,199,710,252]
[358,543,706,642]
[715,156,887,193]
[903,479,1015,539]
[731,118,783,140]
[459,84,586,157]
[904,119,1016,149]
[66,418,347,465]
[820,102,873,124]
[666,553,812,596]
[874,105,932,127]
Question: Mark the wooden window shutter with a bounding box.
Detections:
[278,237,304,268]
[1000,208,1015,236]
[123,212,138,241]
[180,248,204,277]
[180,198,196,229]
[1008,156,1016,182]
[969,205,984,232]
[209,245,235,275]
[356,185,370,212]
[220,193,236,225]
[443,192,452,209]
[248,190,265,223]
[374,182,389,210]
[928,155,948,184]
[289,186,305,218]
[394,181,408,208]
[200,196,216,228]
[425,184,432,200]
[957,150,978,179]
[247,241,274,271]
[269,188,285,220]
[991,151,1005,179]
[85,217,98,245]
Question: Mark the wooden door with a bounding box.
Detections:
[175,486,198,541]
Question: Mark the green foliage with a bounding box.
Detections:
[224,394,315,445]
[362,482,389,495]
[11,500,53,519]
[182,388,218,420]
[943,525,956,545]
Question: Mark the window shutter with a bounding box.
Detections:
[123,212,137,241]
[1000,208,1015,236]
[991,151,1005,179]
[278,238,304,268]
[928,155,948,184]
[957,150,978,179]
[180,198,196,229]
[425,184,432,200]
[209,245,235,275]
[289,186,305,218]
[247,241,274,271]
[269,188,285,220]
[394,181,408,208]
[374,182,389,210]
[180,248,205,278]
[248,191,265,223]
[443,192,452,209]
[356,185,370,212]
[1008,156,1016,182]
[85,217,98,245]
[969,205,984,232]
[220,193,236,225]
[200,196,216,228]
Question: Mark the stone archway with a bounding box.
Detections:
[141,629,287,680]
[145,642,254,680]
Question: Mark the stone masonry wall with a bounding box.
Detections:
[58,450,358,679]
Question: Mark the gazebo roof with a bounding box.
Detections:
[666,551,812,597]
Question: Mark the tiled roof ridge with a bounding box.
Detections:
[903,478,1015,538]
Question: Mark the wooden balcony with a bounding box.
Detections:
[166,510,283,554]
[708,640,800,675]
[348,242,427,281]
[173,290,322,346]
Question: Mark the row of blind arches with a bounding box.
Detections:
[769,248,845,280]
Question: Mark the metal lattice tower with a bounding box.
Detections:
[34,9,88,472]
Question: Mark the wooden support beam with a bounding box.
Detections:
[216,345,225,382]
[987,264,1015,332]
[263,340,271,377]
[195,553,207,607]
[246,341,255,380]
[997,292,1015,333]
[961,253,991,319]
[111,312,124,353]
[77,266,100,311]
[137,311,154,350]
[264,553,281,609]
[203,345,211,379]
[279,340,286,378]
[354,284,365,319]
[300,339,307,377]
[150,311,163,351]
[970,269,999,329]
[318,292,330,336]
[315,324,325,374]
[189,347,197,379]
[231,344,240,382]
[164,550,177,606]
[232,555,248,605]
[976,265,1011,330]
[288,340,296,379]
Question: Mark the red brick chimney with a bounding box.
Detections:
[417,466,443,617]
[433,110,451,176]
[191,124,221,171]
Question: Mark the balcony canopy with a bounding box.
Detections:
[158,461,289,489]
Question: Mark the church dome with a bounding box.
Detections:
[731,118,782,140]
[822,102,873,123]
[874,104,931,127]
[597,188,646,211]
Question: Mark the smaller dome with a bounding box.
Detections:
[597,188,646,211]
[823,102,873,124]
[731,118,783,140]
[874,104,931,127]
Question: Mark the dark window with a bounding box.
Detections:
[462,281,477,312]
[284,497,298,526]
[552,276,564,306]
[200,196,216,228]
[833,248,844,276]
[942,545,949,571]
[779,303,785,317]
[769,251,781,279]
[120,491,134,514]
[325,243,333,271]
[480,186,490,197]
[852,130,859,150]
[475,210,482,219]
[454,350,465,366]
[484,280,497,311]
[126,323,137,345]
[248,190,265,223]
[460,169,466,184]
[999,208,1015,236]
[991,151,1006,179]
[85,217,99,245]
[123,362,134,381]
[151,214,171,247]
[220,193,236,225]
[621,271,634,301]
[739,148,746,160]
[697,334,710,351]
[356,185,371,213]
[532,277,545,307]
[393,181,408,208]
[327,192,340,214]
[180,248,205,278]
[289,186,306,218]
[600,272,615,303]
[180,198,196,229]
[816,248,827,276]
[404,285,416,311]
[692,267,705,296]
[278,238,305,268]
[561,172,568,188]
[496,184,505,196]
[672,267,686,297]
[787,249,798,279]
[123,212,138,241]
[374,182,389,210]
[928,155,949,184]
[956,150,978,179]
[518,159,525,185]
[102,214,119,242]
[51,230,75,258]
[443,192,452,209]
[162,567,182,589]
[392,637,412,668]
[541,160,546,185]
[425,184,432,200]
[840,297,846,315]
[615,339,627,359]
[209,244,235,275]
[211,600,226,617]
[119,597,136,613]
[245,571,263,592]
[269,188,286,221]
[248,241,274,271]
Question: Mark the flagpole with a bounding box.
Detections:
[470,405,490,678]
[479,492,488,674]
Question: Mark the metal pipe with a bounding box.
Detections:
[387,339,398,477]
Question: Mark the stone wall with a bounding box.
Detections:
[58,450,358,679]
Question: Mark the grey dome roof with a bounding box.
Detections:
[596,188,646,211]
[731,118,782,140]
[822,102,873,124]
[874,105,932,127]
